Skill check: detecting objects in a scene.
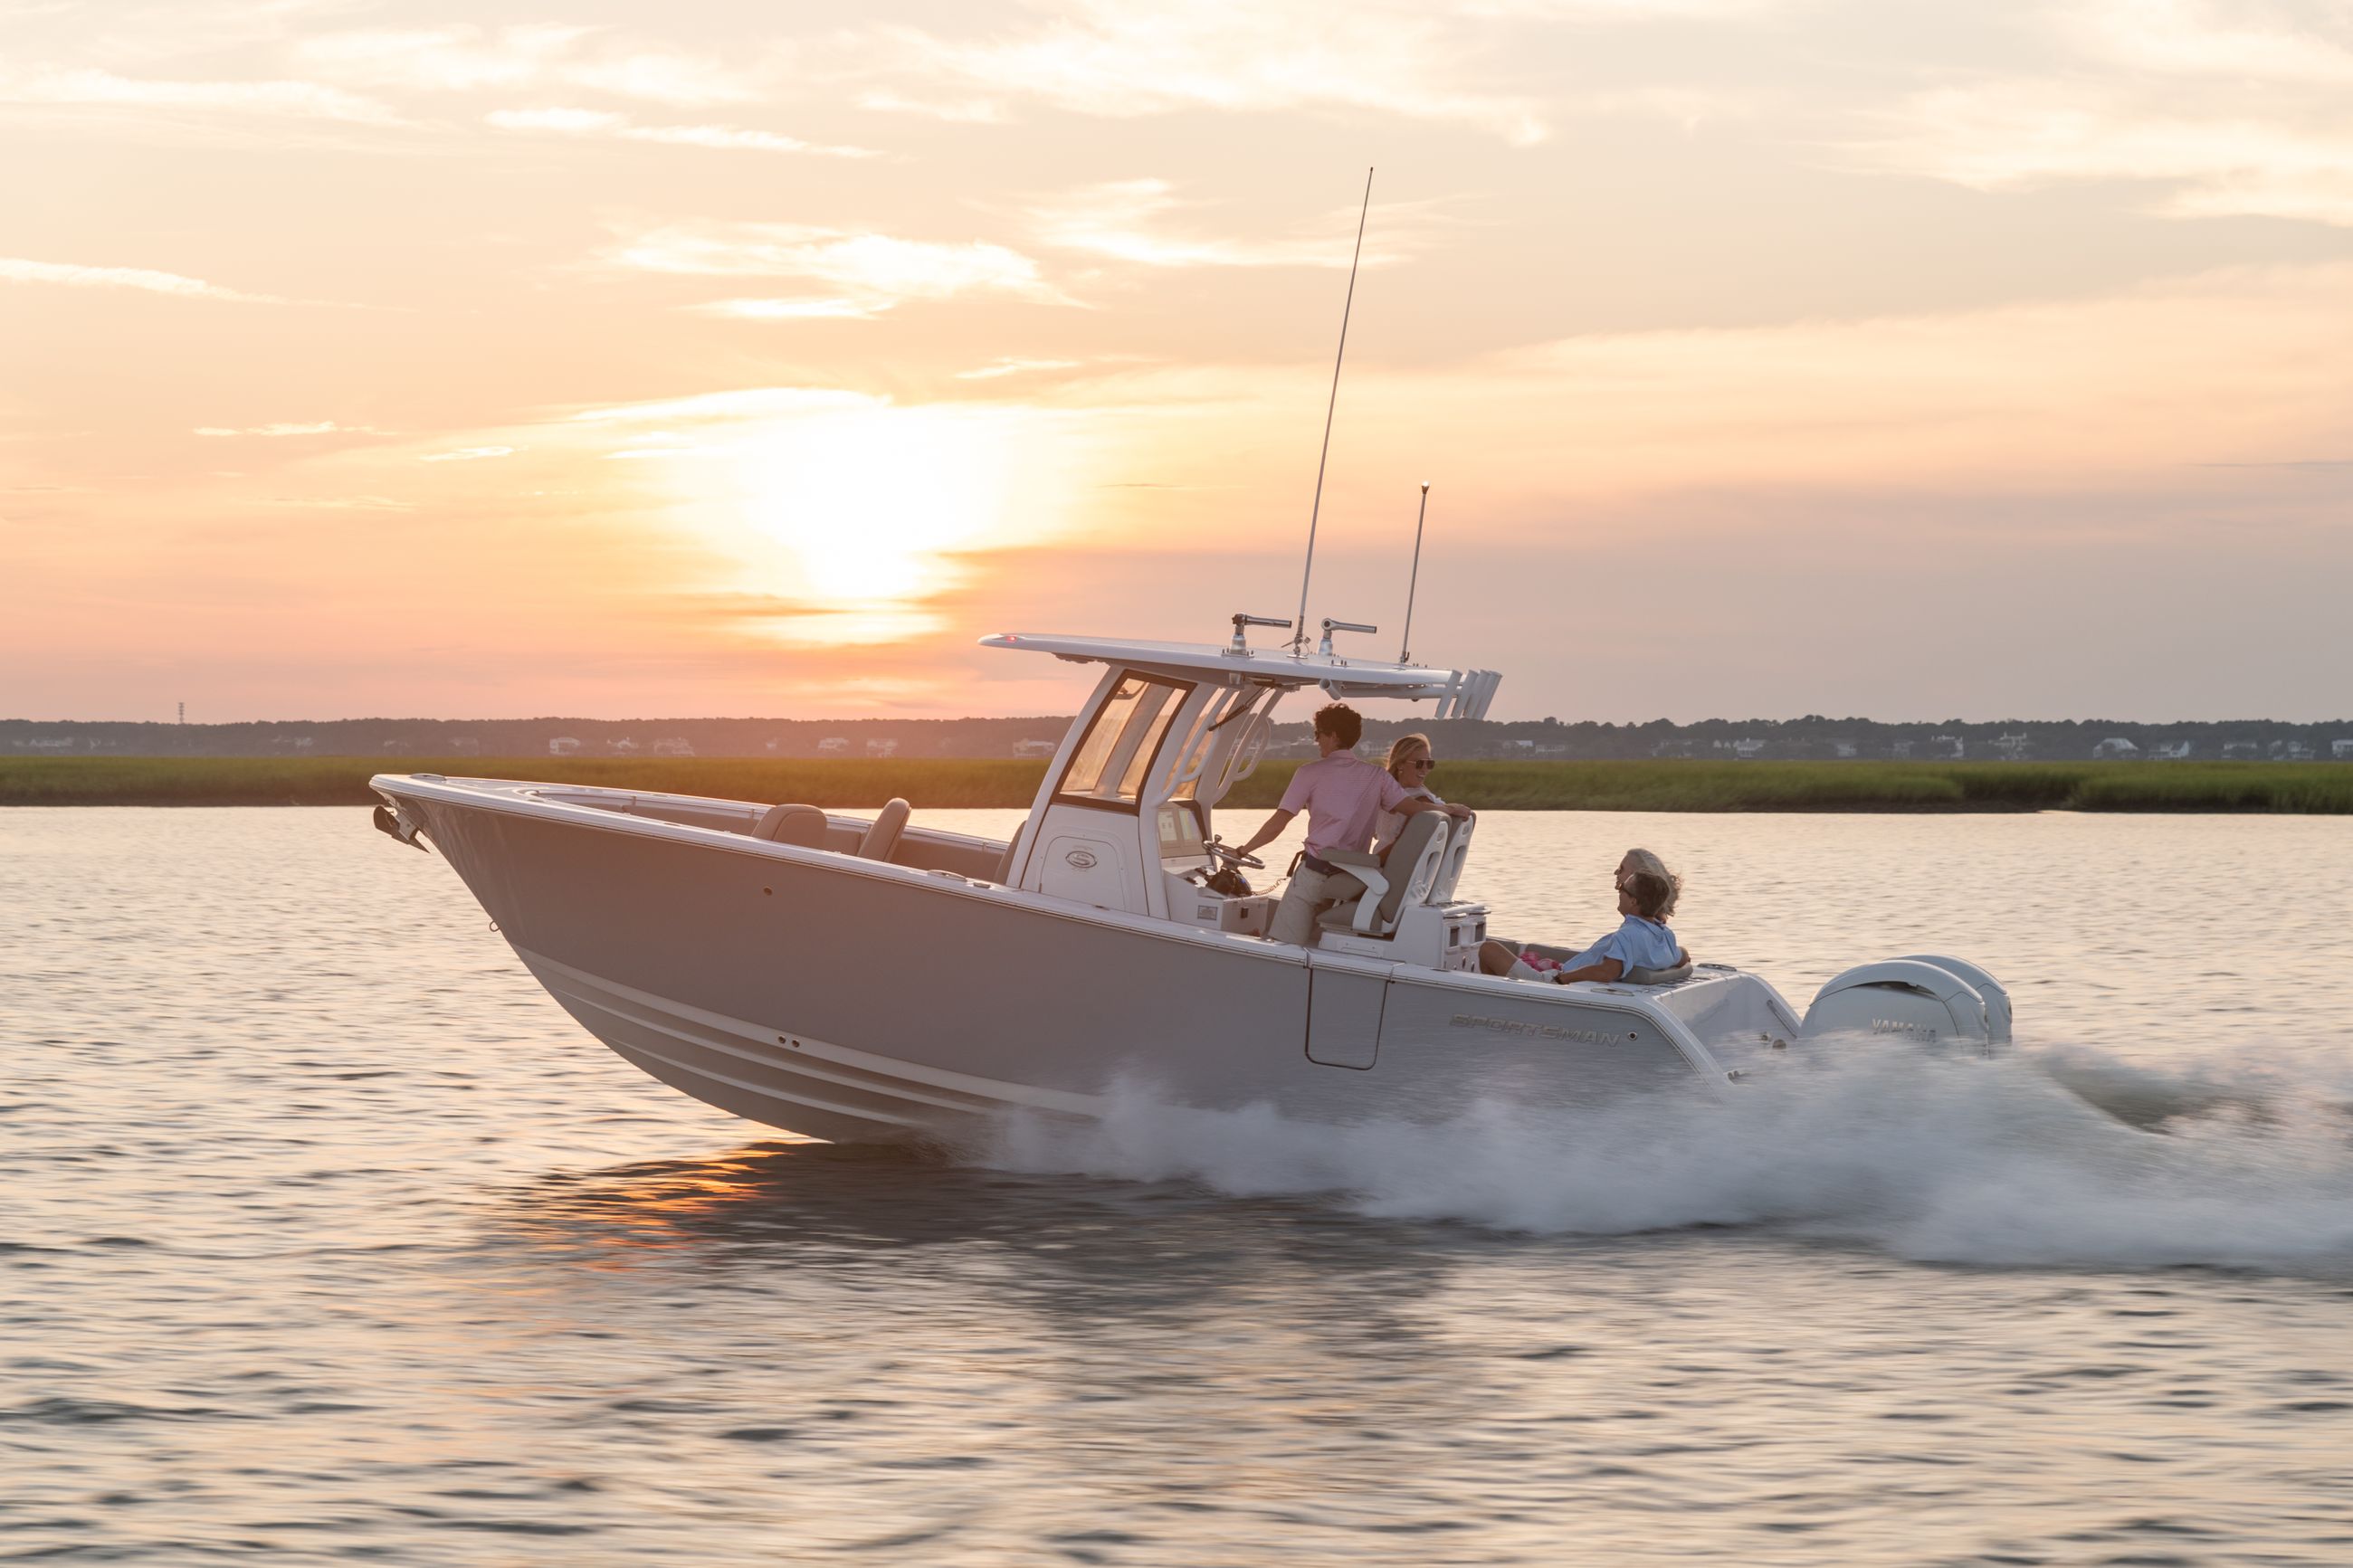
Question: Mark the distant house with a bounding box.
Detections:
[1013,738,1058,758]
[2223,742,2262,760]
[1732,738,1765,760]
[24,737,73,752]
[764,739,780,753]
[2148,741,2193,760]
[866,738,900,758]
[548,737,582,756]
[607,737,639,755]
[2091,737,2139,760]
[293,737,315,752]
[1832,742,1858,759]
[443,735,480,756]
[1989,733,2030,760]
[652,737,695,757]
[2335,739,2353,760]
[2271,740,2316,761]
[1929,735,1965,760]
[817,737,849,756]
[1650,740,1693,758]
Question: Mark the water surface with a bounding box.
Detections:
[5,807,2352,1564]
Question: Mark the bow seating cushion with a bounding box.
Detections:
[752,803,829,847]
[858,797,910,862]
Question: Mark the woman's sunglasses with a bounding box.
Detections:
[1405,758,1437,773]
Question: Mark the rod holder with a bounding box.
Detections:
[1227,613,1292,654]
[1318,618,1378,657]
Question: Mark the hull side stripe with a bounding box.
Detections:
[518,946,1103,1117]
[601,1039,927,1129]
[552,985,1008,1118]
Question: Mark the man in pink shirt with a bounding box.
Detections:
[1233,702,1471,946]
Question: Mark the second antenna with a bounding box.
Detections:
[1291,166,1374,655]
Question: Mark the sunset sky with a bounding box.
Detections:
[5,0,2350,722]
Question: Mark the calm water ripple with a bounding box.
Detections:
[5,806,2353,1564]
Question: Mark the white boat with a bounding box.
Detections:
[370,617,2011,1144]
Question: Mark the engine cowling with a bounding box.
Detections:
[1797,957,2010,1052]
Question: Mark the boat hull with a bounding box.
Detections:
[381,778,1781,1143]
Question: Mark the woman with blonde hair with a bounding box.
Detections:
[1478,847,1687,983]
[1371,732,1444,856]
[1618,846,1680,920]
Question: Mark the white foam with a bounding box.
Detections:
[980,1048,2353,1271]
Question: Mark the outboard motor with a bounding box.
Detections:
[1798,955,2011,1053]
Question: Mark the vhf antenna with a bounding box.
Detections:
[1398,481,1430,664]
[1291,166,1374,655]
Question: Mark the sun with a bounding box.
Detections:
[730,403,1021,634]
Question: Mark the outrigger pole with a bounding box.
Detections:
[1399,480,1430,665]
[1291,166,1374,656]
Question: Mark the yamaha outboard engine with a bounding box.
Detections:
[1798,955,2011,1053]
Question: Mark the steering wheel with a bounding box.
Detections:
[1206,840,1264,870]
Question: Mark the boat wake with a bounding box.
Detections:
[980,1047,2353,1272]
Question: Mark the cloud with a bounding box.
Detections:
[485,106,873,158]
[848,90,1007,124]
[420,446,515,461]
[263,495,415,511]
[690,297,885,320]
[2,257,283,303]
[297,24,757,106]
[2196,458,2353,469]
[602,444,710,460]
[1462,0,1795,12]
[569,387,882,424]
[607,223,1078,313]
[1869,84,2353,224]
[194,421,382,437]
[1573,84,1775,132]
[1125,260,2353,497]
[0,63,395,123]
[857,0,1547,145]
[1862,1,2353,225]
[957,357,1088,380]
[1028,178,1413,268]
[2062,0,2353,85]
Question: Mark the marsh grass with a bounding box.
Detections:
[0,756,1052,809]
[6,756,2352,812]
[1235,760,2350,812]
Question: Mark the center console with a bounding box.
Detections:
[1167,879,1275,936]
